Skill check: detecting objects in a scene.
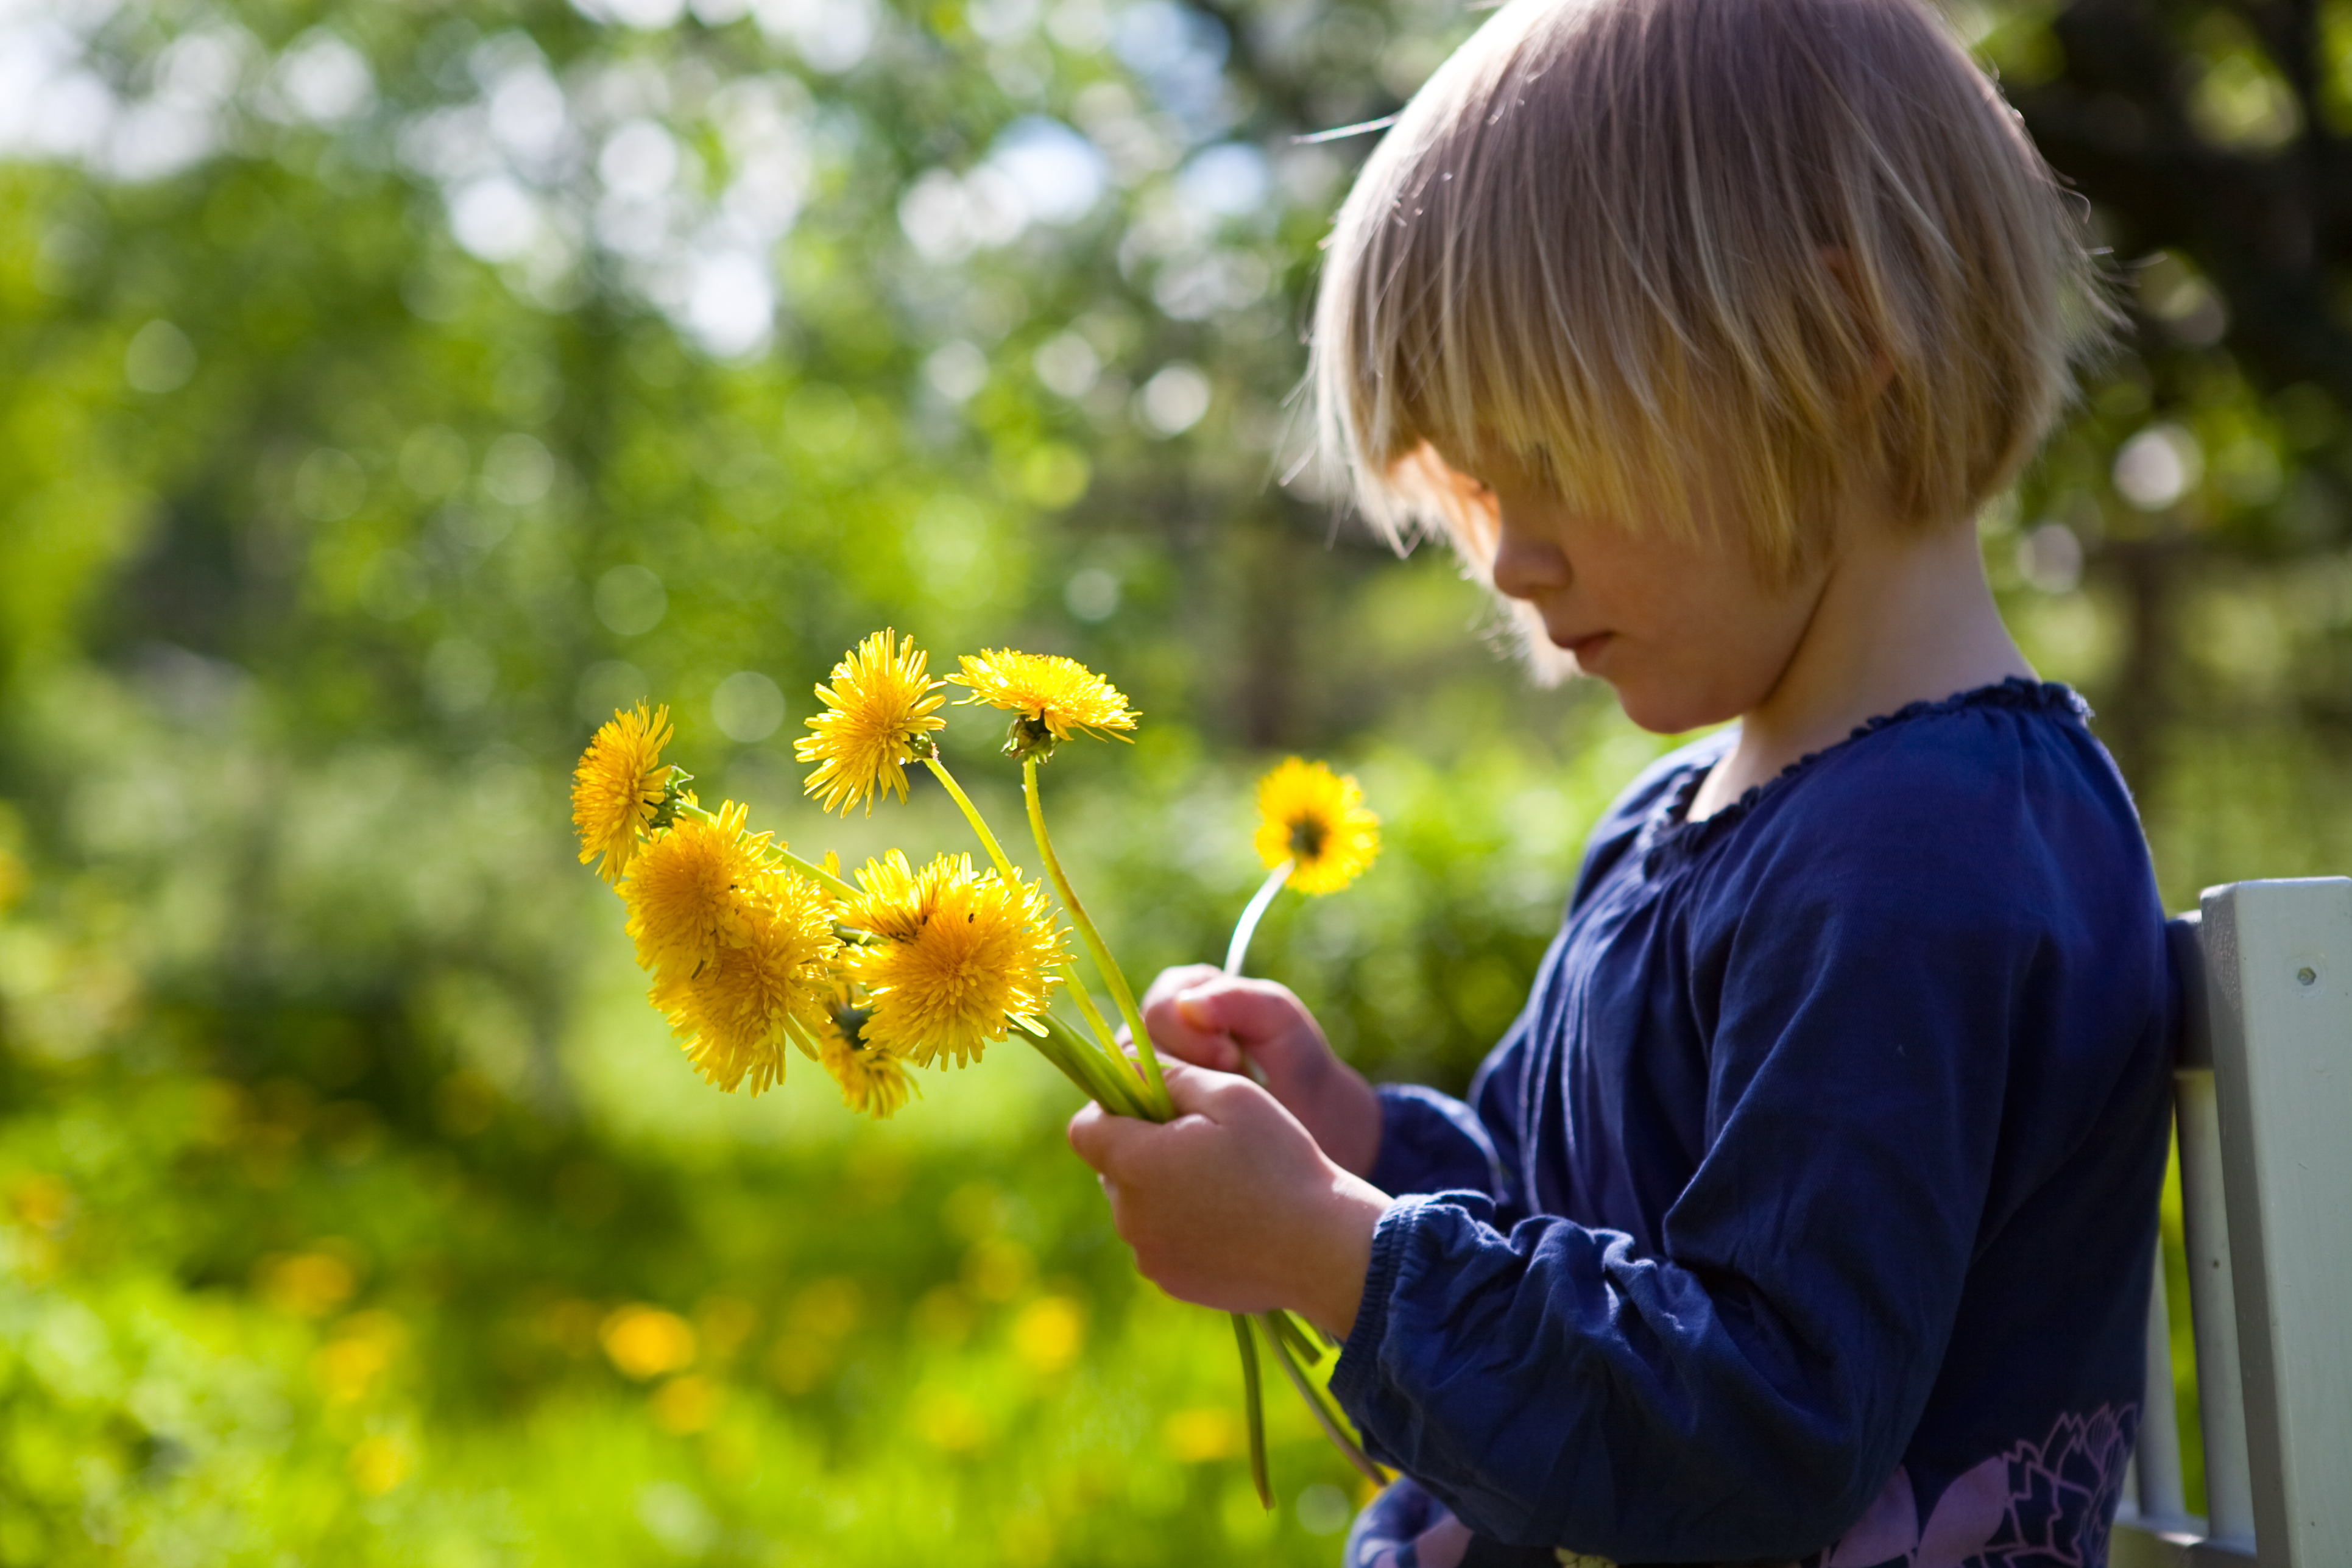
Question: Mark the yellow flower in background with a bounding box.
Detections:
[572,704,674,883]
[948,649,1137,760]
[797,630,948,815]
[1253,758,1380,895]
[659,869,840,1095]
[817,1008,917,1120]
[622,800,768,980]
[852,856,1065,1068]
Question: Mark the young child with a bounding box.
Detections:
[1064,0,2177,1564]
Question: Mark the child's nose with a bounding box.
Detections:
[1489,521,1570,602]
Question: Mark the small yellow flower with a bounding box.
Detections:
[850,854,1065,1068]
[657,869,841,1095]
[1253,758,1380,895]
[573,704,674,883]
[796,630,948,815]
[622,800,769,981]
[948,649,1137,761]
[817,1006,918,1120]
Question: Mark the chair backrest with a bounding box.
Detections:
[2111,878,2352,1568]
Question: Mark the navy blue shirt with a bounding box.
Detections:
[1333,681,2175,1567]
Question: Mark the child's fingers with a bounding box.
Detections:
[1159,1059,1297,1141]
[1071,1062,1257,1167]
[1141,962,1225,1012]
[1156,1056,1231,1117]
[1142,965,1248,1072]
[1169,976,1318,1053]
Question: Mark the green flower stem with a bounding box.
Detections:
[774,846,861,901]
[1054,1015,1151,1120]
[1223,858,1294,975]
[1086,1020,1153,1117]
[1264,1306,1323,1363]
[921,754,1023,886]
[1023,1019,1106,1107]
[1033,1015,1151,1119]
[1022,758,1169,1118]
[1256,1312,1390,1486]
[1233,1313,1273,1510]
[1059,966,1127,1064]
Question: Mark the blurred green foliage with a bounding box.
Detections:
[0,0,2345,1558]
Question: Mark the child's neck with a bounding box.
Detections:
[1689,515,2033,822]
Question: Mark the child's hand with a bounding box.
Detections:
[1066,1059,1392,1338]
[1136,966,1383,1178]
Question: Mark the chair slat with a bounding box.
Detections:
[2200,878,2352,1568]
[2173,1068,2255,1548]
[2134,1243,2189,1527]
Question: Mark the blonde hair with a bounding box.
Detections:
[1311,0,2112,641]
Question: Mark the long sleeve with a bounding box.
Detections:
[1366,1083,1510,1200]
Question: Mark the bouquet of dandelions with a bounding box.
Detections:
[570,630,1388,1503]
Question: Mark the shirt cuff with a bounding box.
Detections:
[1333,1190,1499,1425]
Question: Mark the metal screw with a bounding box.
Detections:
[2296,966,2318,987]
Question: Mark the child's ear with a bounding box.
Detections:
[1818,245,1897,400]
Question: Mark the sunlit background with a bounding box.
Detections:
[0,0,2343,1561]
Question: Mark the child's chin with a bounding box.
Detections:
[1611,682,1729,736]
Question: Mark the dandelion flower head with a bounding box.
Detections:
[1253,757,1380,895]
[623,800,769,980]
[842,848,956,942]
[657,868,841,1095]
[796,630,948,815]
[948,649,1136,761]
[817,1003,918,1120]
[851,856,1066,1068]
[573,704,674,883]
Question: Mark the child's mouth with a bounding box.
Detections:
[1555,631,1612,665]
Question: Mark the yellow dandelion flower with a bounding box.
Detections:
[841,847,956,942]
[817,1005,918,1120]
[948,649,1137,761]
[658,870,841,1095]
[850,857,1065,1068]
[622,800,769,980]
[796,630,948,815]
[573,704,674,883]
[1253,758,1380,895]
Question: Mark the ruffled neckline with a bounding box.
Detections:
[1635,677,2089,866]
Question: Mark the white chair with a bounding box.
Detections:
[2110,878,2352,1568]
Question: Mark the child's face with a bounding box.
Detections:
[1465,450,1829,734]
